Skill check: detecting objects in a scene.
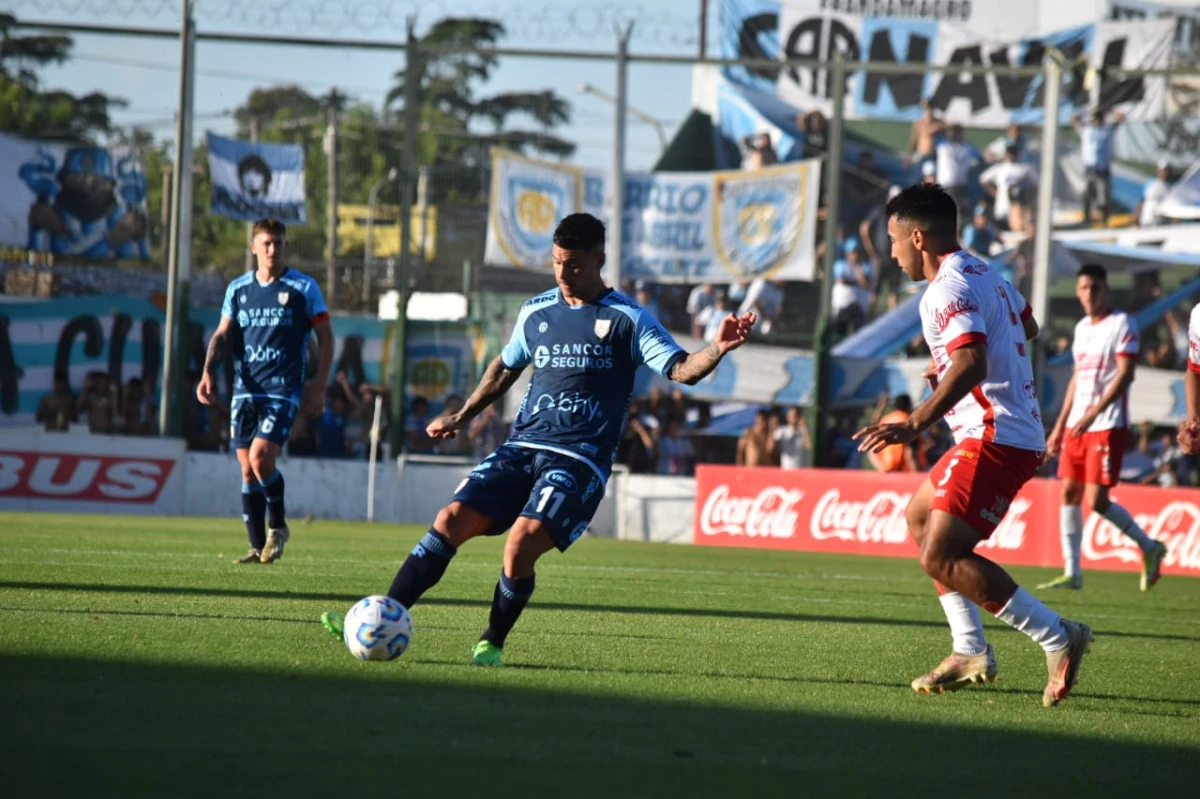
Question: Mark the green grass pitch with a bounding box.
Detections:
[1,513,1198,797]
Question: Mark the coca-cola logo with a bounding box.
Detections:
[810,489,910,544]
[1083,500,1200,571]
[699,484,803,538]
[0,451,176,503]
[932,298,980,333]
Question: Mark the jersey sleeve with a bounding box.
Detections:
[924,279,986,354]
[1007,280,1033,323]
[500,313,532,369]
[634,309,687,377]
[221,283,236,320]
[1116,315,1140,359]
[303,278,330,325]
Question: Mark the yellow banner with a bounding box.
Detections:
[337,203,436,259]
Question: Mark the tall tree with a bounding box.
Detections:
[387,17,575,165]
[0,13,125,141]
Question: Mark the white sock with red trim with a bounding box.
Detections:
[995,587,1068,653]
[1060,505,1083,578]
[938,592,987,657]
[1099,503,1156,554]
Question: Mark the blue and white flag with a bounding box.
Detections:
[206,132,307,224]
[485,148,821,283]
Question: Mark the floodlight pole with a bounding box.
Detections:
[159,0,195,439]
[610,22,634,292]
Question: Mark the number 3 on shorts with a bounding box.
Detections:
[536,486,565,518]
[936,457,959,488]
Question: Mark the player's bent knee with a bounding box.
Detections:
[503,522,555,576]
[434,501,492,547]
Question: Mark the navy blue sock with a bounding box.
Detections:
[480,570,536,649]
[261,469,286,529]
[241,481,266,550]
[387,529,457,608]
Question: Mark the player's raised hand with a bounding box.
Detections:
[427,413,465,440]
[195,372,216,406]
[715,312,756,354]
[853,420,920,454]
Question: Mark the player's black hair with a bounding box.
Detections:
[238,154,272,191]
[885,183,959,241]
[894,394,913,413]
[1077,263,1108,284]
[553,213,606,253]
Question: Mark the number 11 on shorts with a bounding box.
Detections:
[536,486,565,518]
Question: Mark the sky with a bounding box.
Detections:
[13,0,710,172]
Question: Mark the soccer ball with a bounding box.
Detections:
[342,595,413,661]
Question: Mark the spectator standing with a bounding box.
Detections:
[36,375,77,432]
[1137,160,1175,227]
[774,406,811,469]
[961,203,999,259]
[1074,108,1125,226]
[76,371,116,434]
[906,99,945,171]
[980,144,1038,231]
[686,282,716,338]
[467,404,508,461]
[405,396,435,453]
[737,409,779,467]
[935,124,982,226]
[657,419,695,475]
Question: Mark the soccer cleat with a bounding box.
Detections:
[1043,619,1094,708]
[471,640,503,667]
[234,548,263,564]
[911,645,998,694]
[1141,542,1167,592]
[320,611,344,640]
[261,526,290,564]
[1037,574,1084,590]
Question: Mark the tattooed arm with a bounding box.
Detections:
[196,316,233,405]
[427,355,525,440]
[668,340,724,386]
[667,313,756,386]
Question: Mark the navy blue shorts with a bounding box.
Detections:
[453,444,607,552]
[230,397,296,450]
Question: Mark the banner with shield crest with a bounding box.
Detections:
[485,148,820,283]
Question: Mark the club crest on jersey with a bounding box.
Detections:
[239,294,247,303]
[278,292,290,305]
[594,319,612,339]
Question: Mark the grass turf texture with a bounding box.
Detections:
[2,514,1198,797]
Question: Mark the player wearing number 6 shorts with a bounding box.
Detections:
[198,218,333,565]
[854,184,1093,708]
[320,213,756,666]
[1041,264,1167,592]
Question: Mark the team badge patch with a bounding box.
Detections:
[278,292,290,305]
[594,319,612,339]
[239,294,247,303]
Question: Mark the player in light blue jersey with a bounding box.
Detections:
[198,218,333,564]
[322,213,755,664]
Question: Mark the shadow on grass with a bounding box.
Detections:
[0,652,1194,798]
[3,580,1198,644]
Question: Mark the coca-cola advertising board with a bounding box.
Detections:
[695,466,1199,578]
[1,432,185,515]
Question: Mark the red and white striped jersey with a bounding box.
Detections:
[919,249,1045,452]
[1067,311,1139,432]
[1188,303,1200,374]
